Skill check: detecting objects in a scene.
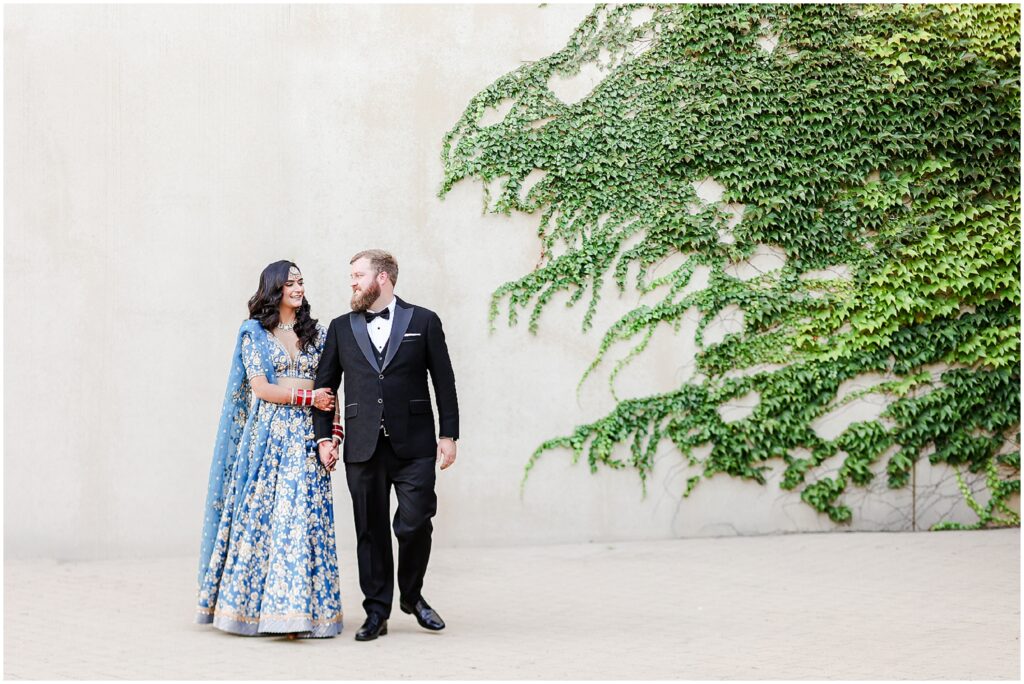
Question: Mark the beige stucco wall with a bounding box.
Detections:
[5,4,993,560]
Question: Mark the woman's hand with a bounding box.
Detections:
[313,388,335,412]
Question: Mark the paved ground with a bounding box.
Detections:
[4,529,1019,679]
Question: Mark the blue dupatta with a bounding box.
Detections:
[197,319,277,585]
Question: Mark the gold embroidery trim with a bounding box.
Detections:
[207,606,343,625]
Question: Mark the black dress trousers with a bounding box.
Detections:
[345,429,437,618]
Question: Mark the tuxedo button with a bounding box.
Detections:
[379,374,384,379]
[377,398,383,404]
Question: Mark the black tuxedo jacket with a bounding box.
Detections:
[313,296,459,463]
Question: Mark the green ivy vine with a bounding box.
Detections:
[440,3,1020,528]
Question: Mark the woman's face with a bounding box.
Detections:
[281,268,305,311]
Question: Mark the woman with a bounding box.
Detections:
[197,260,344,638]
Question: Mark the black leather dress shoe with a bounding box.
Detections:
[354,613,388,641]
[399,597,445,631]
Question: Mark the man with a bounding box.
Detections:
[314,249,459,642]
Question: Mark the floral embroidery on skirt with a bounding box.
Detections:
[197,401,343,637]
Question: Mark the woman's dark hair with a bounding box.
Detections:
[247,260,318,353]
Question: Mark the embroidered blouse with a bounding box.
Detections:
[240,324,327,382]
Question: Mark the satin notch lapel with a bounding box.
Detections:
[349,313,380,372]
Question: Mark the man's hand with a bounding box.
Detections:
[318,440,338,472]
[436,438,457,470]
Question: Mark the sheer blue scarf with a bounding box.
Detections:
[197,319,277,585]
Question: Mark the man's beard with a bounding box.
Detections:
[350,280,381,312]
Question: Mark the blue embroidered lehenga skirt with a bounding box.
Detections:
[197,399,343,637]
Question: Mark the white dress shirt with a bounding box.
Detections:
[366,296,397,353]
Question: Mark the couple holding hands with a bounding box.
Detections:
[196,249,459,641]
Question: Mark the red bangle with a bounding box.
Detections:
[332,424,344,439]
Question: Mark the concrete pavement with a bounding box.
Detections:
[4,529,1019,679]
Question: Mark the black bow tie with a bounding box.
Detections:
[365,308,391,323]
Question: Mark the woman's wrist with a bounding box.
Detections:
[288,388,314,407]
